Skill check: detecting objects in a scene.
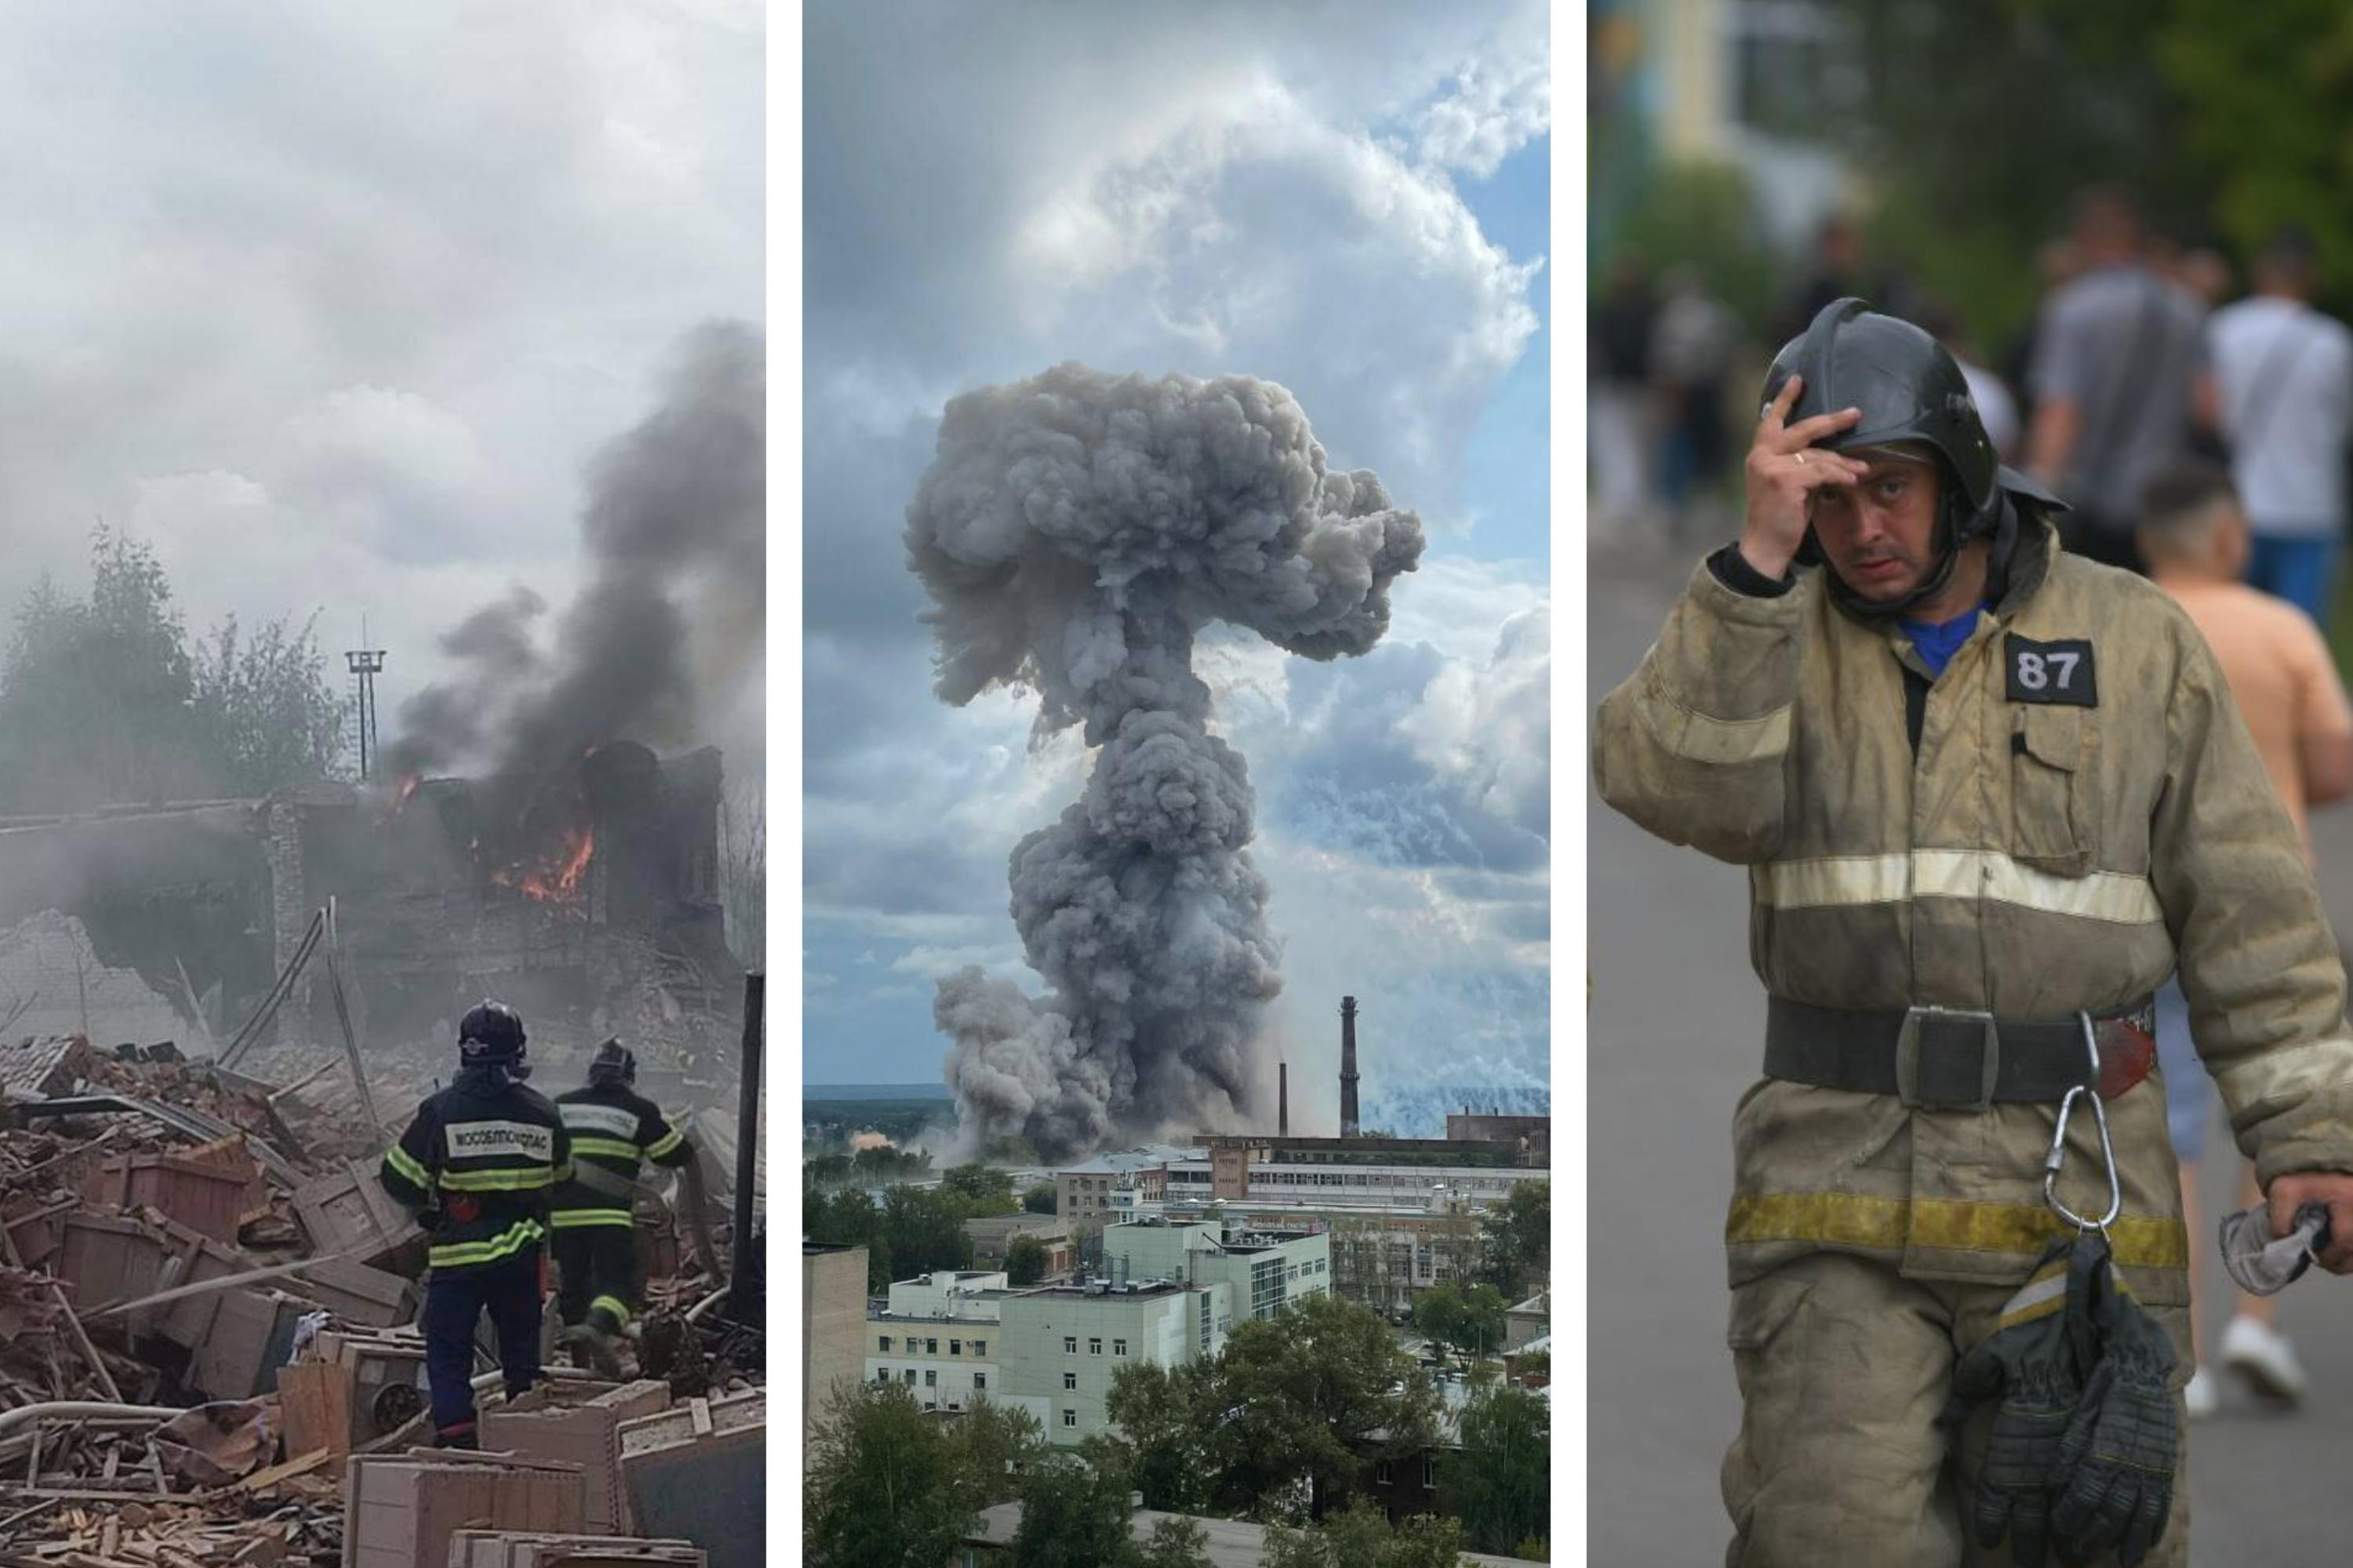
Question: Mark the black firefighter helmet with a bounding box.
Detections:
[457,999,528,1068]
[1762,297,2065,614]
[587,1037,637,1087]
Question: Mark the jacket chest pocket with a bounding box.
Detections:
[2010,705,2097,876]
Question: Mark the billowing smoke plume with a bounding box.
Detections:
[907,364,1423,1160]
[386,321,763,813]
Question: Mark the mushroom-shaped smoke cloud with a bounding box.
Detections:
[906,364,1424,1161]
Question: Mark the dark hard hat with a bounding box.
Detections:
[588,1037,636,1086]
[1762,297,2000,522]
[458,999,527,1064]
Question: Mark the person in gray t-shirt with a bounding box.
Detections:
[2026,187,2217,572]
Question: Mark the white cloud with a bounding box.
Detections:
[0,2,759,730]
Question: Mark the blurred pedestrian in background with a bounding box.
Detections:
[2208,225,2353,625]
[1650,264,1740,537]
[2027,187,2217,573]
[2138,459,2353,1418]
[1591,255,1659,537]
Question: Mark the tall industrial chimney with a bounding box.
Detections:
[1278,1061,1289,1137]
[1340,995,1360,1138]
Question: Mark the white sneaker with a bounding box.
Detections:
[2183,1366,2217,1420]
[2220,1315,2308,1404]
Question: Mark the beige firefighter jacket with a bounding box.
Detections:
[1595,511,2353,1305]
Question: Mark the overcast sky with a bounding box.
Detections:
[803,0,1551,1123]
[0,3,764,773]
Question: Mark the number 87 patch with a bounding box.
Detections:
[2006,635,2098,707]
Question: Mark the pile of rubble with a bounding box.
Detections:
[0,1033,763,1568]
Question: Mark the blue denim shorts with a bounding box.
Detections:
[2154,977,2213,1163]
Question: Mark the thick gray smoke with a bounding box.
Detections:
[907,364,1423,1160]
[387,321,764,805]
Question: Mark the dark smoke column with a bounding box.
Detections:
[907,364,1424,1162]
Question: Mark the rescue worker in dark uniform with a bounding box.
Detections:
[377,1000,569,1449]
[1595,299,2353,1566]
[551,1038,695,1374]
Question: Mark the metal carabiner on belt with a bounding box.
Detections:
[2044,1010,2123,1233]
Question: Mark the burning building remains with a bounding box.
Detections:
[0,320,762,1072]
[907,365,1424,1163]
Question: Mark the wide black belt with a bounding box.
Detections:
[1764,995,2158,1110]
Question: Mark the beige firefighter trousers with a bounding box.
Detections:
[1722,1251,2192,1568]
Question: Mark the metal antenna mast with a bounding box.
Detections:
[344,618,386,781]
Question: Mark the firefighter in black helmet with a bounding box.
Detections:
[377,1000,569,1448]
[551,1038,696,1375]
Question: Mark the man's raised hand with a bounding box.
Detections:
[1738,373,1866,580]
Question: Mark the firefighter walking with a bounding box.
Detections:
[377,1000,569,1449]
[1594,299,2353,1566]
[551,1039,695,1375]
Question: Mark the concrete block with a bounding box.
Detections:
[479,1380,670,1536]
[446,1532,704,1568]
[344,1451,585,1568]
[616,1390,762,1568]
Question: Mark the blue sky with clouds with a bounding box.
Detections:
[802,0,1549,1129]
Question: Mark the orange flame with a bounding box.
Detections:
[493,820,595,904]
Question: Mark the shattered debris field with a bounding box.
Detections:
[0,1033,764,1567]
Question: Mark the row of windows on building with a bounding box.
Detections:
[1063,1335,1127,1355]
[876,1334,986,1356]
[875,1366,987,1392]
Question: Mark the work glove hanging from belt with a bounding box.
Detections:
[1944,1235,2091,1568]
[2049,1231,2178,1568]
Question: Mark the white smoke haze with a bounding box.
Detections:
[907,364,1425,1161]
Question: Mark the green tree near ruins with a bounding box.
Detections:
[1023,1182,1059,1214]
[1005,1233,1049,1286]
[0,528,343,812]
[1478,1181,1548,1301]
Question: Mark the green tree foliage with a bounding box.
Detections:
[1024,1183,1060,1214]
[806,1152,855,1187]
[1444,1385,1551,1555]
[1005,1233,1049,1287]
[1478,1181,1548,1301]
[805,1383,1046,1567]
[0,529,344,813]
[1129,1515,1213,1568]
[948,1394,1048,1510]
[1613,162,1781,329]
[1415,1282,1507,1362]
[1264,1497,1471,1568]
[940,1162,1019,1214]
[192,612,344,795]
[1102,1359,1217,1513]
[882,1184,976,1282]
[849,1144,932,1182]
[1205,1293,1438,1520]
[804,1381,976,1567]
[1009,1446,1136,1568]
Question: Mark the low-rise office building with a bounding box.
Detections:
[964,1212,1076,1276]
[866,1269,1009,1413]
[996,1280,1197,1444]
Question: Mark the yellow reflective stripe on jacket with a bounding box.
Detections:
[1726,1191,2188,1271]
[591,1294,633,1328]
[644,1124,685,1161]
[569,1135,641,1162]
[384,1143,434,1191]
[1755,849,2163,925]
[427,1218,546,1268]
[438,1165,557,1192]
[551,1207,635,1228]
[2210,1036,2353,1119]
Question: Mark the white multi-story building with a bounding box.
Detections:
[865,1269,1009,1413]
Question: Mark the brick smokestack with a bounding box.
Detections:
[1340,995,1360,1138]
[1278,1061,1289,1137]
